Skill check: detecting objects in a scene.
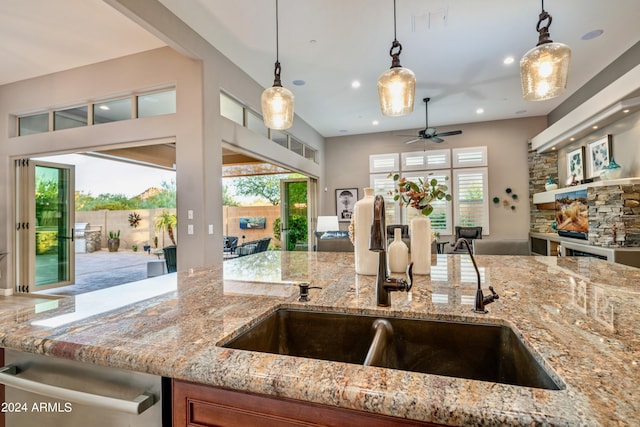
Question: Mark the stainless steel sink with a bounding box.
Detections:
[221,309,563,390]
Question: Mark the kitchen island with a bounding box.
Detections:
[0,252,638,426]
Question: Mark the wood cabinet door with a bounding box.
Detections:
[173,379,441,427]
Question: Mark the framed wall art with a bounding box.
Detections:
[588,135,612,178]
[566,147,585,182]
[336,188,358,222]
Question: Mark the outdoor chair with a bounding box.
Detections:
[223,236,239,253]
[236,237,271,257]
[163,245,177,273]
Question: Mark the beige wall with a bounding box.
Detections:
[323,116,548,240]
[223,206,280,247]
[76,209,177,250]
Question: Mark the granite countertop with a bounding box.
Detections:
[0,252,638,426]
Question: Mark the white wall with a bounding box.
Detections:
[323,116,547,240]
[557,110,640,182]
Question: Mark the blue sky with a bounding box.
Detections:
[35,154,176,198]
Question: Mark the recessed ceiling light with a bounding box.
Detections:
[503,56,515,65]
[99,105,110,111]
[476,108,484,114]
[570,137,575,141]
[592,125,598,129]
[581,29,603,41]
[623,109,630,113]
[351,80,361,88]
[292,80,306,86]
[372,120,379,125]
[551,147,556,150]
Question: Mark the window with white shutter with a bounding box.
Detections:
[369,153,399,174]
[369,173,400,224]
[401,149,450,171]
[453,167,489,234]
[452,146,487,168]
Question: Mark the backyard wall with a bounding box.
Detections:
[222,206,280,247]
[77,206,281,251]
[76,209,177,250]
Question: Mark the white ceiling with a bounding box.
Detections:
[2,0,639,138]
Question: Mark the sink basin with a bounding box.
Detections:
[221,309,563,390]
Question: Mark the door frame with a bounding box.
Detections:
[15,158,76,292]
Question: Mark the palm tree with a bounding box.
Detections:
[154,210,177,246]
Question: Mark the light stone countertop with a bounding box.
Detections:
[0,251,638,426]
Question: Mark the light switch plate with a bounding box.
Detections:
[208,224,213,234]
[187,224,194,235]
[187,210,194,220]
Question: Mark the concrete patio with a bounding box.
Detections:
[36,249,156,297]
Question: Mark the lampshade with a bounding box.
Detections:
[262,70,294,130]
[378,65,416,116]
[261,0,294,130]
[520,5,571,101]
[378,0,415,116]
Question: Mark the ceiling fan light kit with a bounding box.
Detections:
[261,0,294,130]
[378,0,416,117]
[520,0,571,101]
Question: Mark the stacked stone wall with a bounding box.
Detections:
[528,141,558,233]
[588,184,640,247]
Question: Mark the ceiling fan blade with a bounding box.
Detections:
[395,134,421,137]
[434,130,462,137]
[404,137,423,145]
[430,136,445,143]
[425,127,436,136]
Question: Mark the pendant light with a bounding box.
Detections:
[520,0,571,101]
[378,0,415,116]
[261,0,294,130]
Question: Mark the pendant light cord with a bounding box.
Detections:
[393,0,398,42]
[276,0,280,62]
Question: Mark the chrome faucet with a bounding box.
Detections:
[452,238,499,313]
[369,195,413,307]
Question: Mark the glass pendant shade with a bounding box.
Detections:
[378,66,416,116]
[520,41,571,101]
[261,84,294,130]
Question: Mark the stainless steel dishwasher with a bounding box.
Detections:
[0,349,169,427]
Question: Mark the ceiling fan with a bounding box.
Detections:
[400,98,462,144]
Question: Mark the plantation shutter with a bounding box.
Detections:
[453,168,489,234]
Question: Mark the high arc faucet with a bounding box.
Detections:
[369,195,413,307]
[452,238,499,313]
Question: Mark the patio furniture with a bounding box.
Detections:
[236,237,270,257]
[223,236,239,254]
[163,245,177,272]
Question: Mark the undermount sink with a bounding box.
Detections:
[220,309,563,390]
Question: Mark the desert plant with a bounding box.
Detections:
[107,230,120,252]
[154,211,177,246]
[132,244,138,252]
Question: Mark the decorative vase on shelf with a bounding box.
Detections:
[353,188,378,275]
[410,215,431,275]
[600,157,622,180]
[388,228,409,274]
[545,175,558,191]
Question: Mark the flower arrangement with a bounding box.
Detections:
[388,173,452,216]
[128,212,142,228]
